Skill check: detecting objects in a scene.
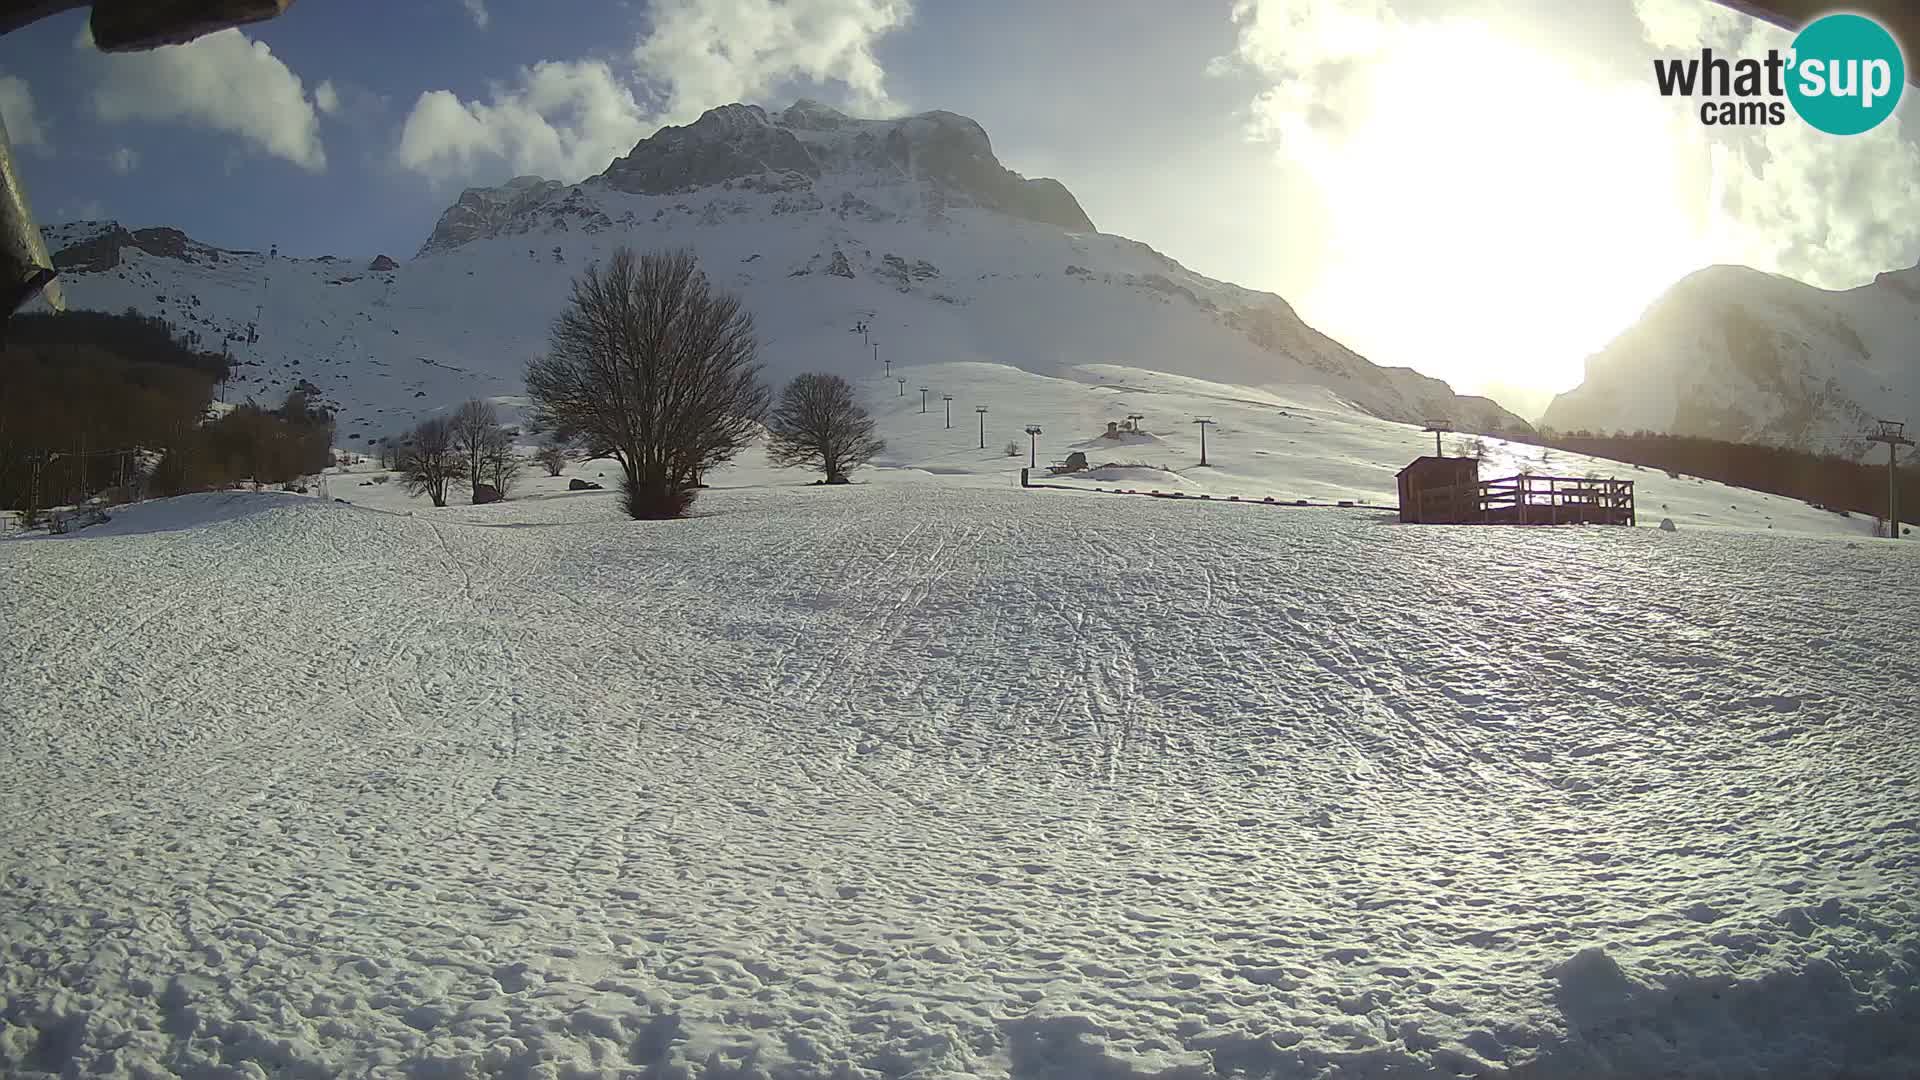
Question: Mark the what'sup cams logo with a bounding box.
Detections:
[1653,12,1905,134]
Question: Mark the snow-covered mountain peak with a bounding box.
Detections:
[413,100,1097,257]
[1870,261,1920,301]
[780,98,853,131]
[1545,260,1920,455]
[685,101,783,136]
[417,176,567,257]
[49,220,254,274]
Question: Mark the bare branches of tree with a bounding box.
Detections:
[535,442,569,477]
[397,417,461,507]
[450,399,500,503]
[526,247,767,519]
[766,373,884,483]
[478,426,519,499]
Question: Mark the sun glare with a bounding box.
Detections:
[1293,21,1714,404]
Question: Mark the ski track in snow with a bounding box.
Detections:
[2,487,1917,1078]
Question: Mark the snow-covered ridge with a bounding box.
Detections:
[418,100,1095,257]
[36,99,1529,443]
[1545,262,1920,457]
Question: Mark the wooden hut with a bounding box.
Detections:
[1396,456,1480,523]
[1396,455,1635,526]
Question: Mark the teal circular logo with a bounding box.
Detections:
[1787,14,1905,135]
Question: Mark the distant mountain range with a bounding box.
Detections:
[39,99,1526,445]
[1545,263,1920,459]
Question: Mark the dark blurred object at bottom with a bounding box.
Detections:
[0,1,297,327]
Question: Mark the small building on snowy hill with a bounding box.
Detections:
[1397,455,1635,526]
[1397,456,1481,523]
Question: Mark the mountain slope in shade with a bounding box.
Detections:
[37,102,1528,445]
[1543,263,1920,457]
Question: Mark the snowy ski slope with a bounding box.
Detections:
[400,361,1883,538]
[3,472,1917,1078]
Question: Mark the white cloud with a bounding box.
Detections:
[1705,120,1920,285]
[1631,0,1752,52]
[633,0,911,124]
[1630,0,1920,287]
[0,73,48,151]
[1222,0,1393,147]
[85,27,327,171]
[108,146,139,173]
[395,60,651,184]
[461,0,490,30]
[395,0,913,186]
[315,79,340,116]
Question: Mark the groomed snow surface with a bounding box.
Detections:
[4,455,1918,1078]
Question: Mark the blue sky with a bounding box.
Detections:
[3,0,1917,403]
[0,0,1266,264]
[2,1,672,257]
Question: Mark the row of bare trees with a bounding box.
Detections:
[374,247,880,517]
[395,399,519,507]
[525,247,883,519]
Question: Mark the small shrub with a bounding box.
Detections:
[371,473,389,485]
[1004,441,1020,457]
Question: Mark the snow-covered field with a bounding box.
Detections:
[6,354,1889,556]
[309,359,1887,540]
[4,465,1917,1077]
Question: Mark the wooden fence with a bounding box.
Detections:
[1415,474,1633,526]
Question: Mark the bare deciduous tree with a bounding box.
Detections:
[526,247,768,519]
[535,442,569,477]
[478,426,519,499]
[765,373,884,483]
[397,417,461,507]
[450,399,499,503]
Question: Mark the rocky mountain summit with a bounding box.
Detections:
[419,101,1095,257]
[417,176,566,257]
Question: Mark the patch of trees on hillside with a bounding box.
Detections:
[1516,428,1915,527]
[148,390,335,497]
[1,310,332,513]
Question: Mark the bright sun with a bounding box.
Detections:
[1290,21,1716,407]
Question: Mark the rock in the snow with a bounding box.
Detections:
[568,478,603,491]
[368,254,398,272]
[473,483,503,504]
[1659,518,1678,531]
